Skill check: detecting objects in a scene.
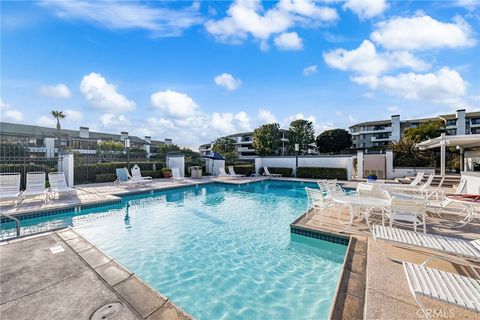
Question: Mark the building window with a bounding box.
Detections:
[471,118,480,125]
[446,119,457,126]
[445,129,457,135]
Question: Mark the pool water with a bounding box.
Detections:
[2,181,347,320]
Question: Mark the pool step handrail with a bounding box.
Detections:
[0,212,20,237]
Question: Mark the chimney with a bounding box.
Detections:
[144,136,151,144]
[120,131,128,141]
[79,126,89,139]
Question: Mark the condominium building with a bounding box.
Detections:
[0,122,172,157]
[349,109,480,150]
[200,130,289,160]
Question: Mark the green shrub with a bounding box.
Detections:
[141,170,163,179]
[94,173,117,183]
[232,164,255,176]
[296,167,347,180]
[258,167,293,177]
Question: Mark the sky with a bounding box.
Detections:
[1,0,479,149]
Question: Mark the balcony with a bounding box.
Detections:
[235,140,253,145]
[351,127,392,135]
[370,136,392,142]
[237,146,255,152]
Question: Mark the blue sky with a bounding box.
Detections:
[1,0,479,148]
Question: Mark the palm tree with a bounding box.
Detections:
[51,111,65,152]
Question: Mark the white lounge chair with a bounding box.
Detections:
[262,167,282,177]
[171,168,185,182]
[0,173,22,207]
[305,187,328,223]
[218,167,241,179]
[48,172,76,199]
[20,172,48,205]
[130,165,152,184]
[426,177,467,213]
[403,262,480,319]
[386,173,435,192]
[228,166,245,178]
[114,168,138,187]
[373,225,480,265]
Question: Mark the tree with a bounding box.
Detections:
[403,120,444,143]
[252,123,281,156]
[51,110,65,151]
[287,119,315,154]
[316,129,352,153]
[391,139,434,167]
[211,137,236,154]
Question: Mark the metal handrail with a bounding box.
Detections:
[0,213,20,237]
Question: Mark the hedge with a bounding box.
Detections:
[258,167,293,177]
[231,164,255,176]
[74,161,164,184]
[296,167,347,180]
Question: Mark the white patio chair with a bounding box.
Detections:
[383,191,427,233]
[403,262,480,320]
[48,172,76,199]
[217,167,230,178]
[114,168,138,187]
[20,172,48,205]
[317,179,344,206]
[305,187,328,223]
[386,173,435,193]
[262,167,282,177]
[0,173,22,207]
[171,168,185,182]
[130,164,152,184]
[228,166,245,178]
[426,177,467,213]
[384,171,425,188]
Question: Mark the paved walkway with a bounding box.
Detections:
[0,228,191,320]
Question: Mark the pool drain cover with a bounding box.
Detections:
[90,302,122,320]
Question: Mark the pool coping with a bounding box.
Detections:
[58,227,194,320]
[290,211,367,320]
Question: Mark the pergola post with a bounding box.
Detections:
[440,133,446,177]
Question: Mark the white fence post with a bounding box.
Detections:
[356,151,364,179]
[59,152,74,187]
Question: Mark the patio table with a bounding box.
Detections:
[332,195,390,231]
[445,194,480,228]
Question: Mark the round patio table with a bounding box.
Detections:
[445,194,480,228]
[332,195,390,231]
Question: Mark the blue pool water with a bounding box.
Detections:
[1,181,347,320]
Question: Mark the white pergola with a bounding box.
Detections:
[416,133,480,176]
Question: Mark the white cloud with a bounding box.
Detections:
[257,109,277,124]
[210,111,251,135]
[362,92,374,98]
[378,67,467,106]
[388,106,399,113]
[348,114,357,123]
[303,65,318,76]
[205,0,337,49]
[99,113,130,127]
[214,73,242,91]
[40,0,203,37]
[323,40,430,80]
[64,109,83,121]
[455,0,480,10]
[285,113,316,126]
[36,116,56,127]
[0,99,23,122]
[371,15,476,51]
[343,0,387,19]
[274,32,303,50]
[38,83,71,99]
[150,89,198,118]
[80,72,135,113]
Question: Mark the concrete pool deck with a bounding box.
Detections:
[0,228,192,320]
[292,203,480,319]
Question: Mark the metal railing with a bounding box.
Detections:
[0,213,20,237]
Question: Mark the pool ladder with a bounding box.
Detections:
[1,213,21,237]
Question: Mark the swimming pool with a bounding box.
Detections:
[1,181,347,320]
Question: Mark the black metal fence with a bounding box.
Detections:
[0,146,58,189]
[74,154,165,185]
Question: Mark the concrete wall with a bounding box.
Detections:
[462,171,480,194]
[166,155,185,177]
[255,156,354,180]
[205,159,225,176]
[58,153,74,187]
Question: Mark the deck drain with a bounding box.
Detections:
[90,302,122,320]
